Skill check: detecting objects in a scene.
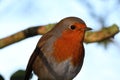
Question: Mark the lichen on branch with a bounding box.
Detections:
[84,24,119,43]
[0,24,119,49]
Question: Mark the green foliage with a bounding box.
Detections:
[10,70,32,80]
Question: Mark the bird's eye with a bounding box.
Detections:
[70,25,76,30]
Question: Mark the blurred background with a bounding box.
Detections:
[0,0,120,80]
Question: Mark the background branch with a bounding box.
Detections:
[0,24,119,49]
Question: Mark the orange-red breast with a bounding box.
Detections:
[24,17,92,80]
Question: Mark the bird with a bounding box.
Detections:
[24,17,92,80]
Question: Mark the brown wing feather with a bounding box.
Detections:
[24,47,40,80]
[24,33,53,80]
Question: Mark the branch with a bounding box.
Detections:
[84,24,119,43]
[0,24,119,49]
[0,24,56,49]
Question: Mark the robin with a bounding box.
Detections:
[24,17,92,80]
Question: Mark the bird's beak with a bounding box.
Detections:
[85,27,92,31]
